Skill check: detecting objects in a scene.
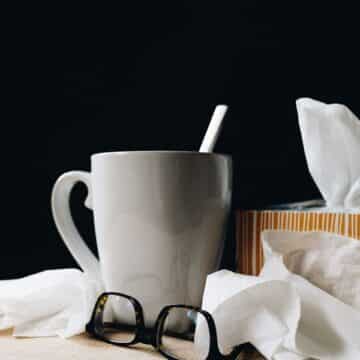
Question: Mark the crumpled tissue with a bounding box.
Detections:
[0,269,101,338]
[196,231,360,359]
[296,98,360,210]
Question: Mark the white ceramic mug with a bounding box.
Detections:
[52,151,232,325]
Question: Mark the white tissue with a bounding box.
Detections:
[197,231,360,359]
[296,98,360,209]
[0,269,101,338]
[273,232,360,310]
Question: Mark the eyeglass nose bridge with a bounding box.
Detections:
[136,327,157,347]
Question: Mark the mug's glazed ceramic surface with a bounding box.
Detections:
[52,151,232,325]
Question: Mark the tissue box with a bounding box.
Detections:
[236,202,360,275]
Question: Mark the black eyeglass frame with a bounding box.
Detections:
[86,292,244,360]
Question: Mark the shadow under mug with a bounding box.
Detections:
[52,151,232,326]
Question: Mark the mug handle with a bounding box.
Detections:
[51,171,101,281]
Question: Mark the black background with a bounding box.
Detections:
[4,2,360,279]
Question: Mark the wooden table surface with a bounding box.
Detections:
[0,329,264,359]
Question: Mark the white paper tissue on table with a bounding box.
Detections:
[265,231,360,310]
[296,98,360,210]
[197,231,360,360]
[0,269,101,338]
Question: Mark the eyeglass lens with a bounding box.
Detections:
[94,294,137,344]
[159,307,210,360]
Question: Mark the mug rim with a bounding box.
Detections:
[91,150,231,161]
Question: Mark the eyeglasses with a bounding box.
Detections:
[86,292,245,360]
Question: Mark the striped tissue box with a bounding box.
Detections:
[236,205,360,275]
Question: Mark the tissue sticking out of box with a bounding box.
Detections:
[296,98,360,210]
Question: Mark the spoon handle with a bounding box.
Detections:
[199,105,228,153]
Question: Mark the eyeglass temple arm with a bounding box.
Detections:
[224,342,254,359]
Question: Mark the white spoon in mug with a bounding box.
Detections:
[199,104,228,153]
